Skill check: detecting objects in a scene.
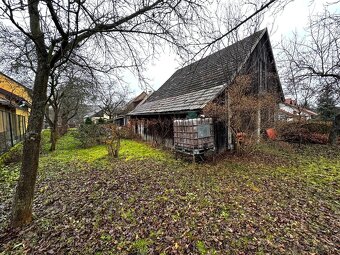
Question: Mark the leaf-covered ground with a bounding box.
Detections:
[0,131,339,254]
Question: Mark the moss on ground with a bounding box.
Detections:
[39,130,171,164]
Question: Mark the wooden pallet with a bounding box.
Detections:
[174,146,215,163]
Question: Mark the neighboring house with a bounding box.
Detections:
[88,109,110,124]
[0,72,32,153]
[79,104,104,124]
[128,29,284,152]
[278,98,318,121]
[114,91,150,126]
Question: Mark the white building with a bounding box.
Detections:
[278,98,318,121]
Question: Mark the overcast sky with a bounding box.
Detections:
[126,0,339,97]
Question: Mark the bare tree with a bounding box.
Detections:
[189,0,293,60]
[279,8,339,144]
[279,33,317,108]
[214,0,266,47]
[203,75,278,151]
[96,82,130,120]
[45,63,95,151]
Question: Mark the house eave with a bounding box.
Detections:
[128,109,201,117]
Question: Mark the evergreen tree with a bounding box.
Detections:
[85,117,93,125]
[317,88,336,121]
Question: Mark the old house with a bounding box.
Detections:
[128,29,284,152]
[0,72,32,153]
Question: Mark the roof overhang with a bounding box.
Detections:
[128,85,224,116]
[0,98,13,108]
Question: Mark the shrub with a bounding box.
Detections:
[302,121,332,134]
[97,117,105,124]
[103,124,121,159]
[276,121,331,144]
[119,125,138,139]
[76,124,106,148]
[307,133,329,144]
[75,123,138,150]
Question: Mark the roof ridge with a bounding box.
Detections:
[182,28,267,71]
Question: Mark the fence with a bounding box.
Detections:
[0,110,26,154]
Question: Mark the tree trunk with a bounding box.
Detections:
[47,106,59,151]
[329,114,340,145]
[11,0,50,227]
[256,106,261,143]
[50,120,58,151]
[11,64,49,227]
[59,115,68,136]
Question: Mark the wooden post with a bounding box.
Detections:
[256,105,261,143]
[226,90,233,150]
[8,112,14,147]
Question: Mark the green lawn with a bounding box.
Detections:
[0,131,339,254]
[39,130,170,163]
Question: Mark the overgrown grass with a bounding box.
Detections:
[40,130,171,164]
[1,130,173,186]
[252,142,340,189]
[119,140,171,161]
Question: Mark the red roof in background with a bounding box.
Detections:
[284,98,297,105]
[282,99,318,116]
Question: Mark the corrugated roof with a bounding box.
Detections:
[129,29,266,115]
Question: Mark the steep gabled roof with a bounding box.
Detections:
[129,29,268,116]
[121,91,149,115]
[132,91,148,103]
